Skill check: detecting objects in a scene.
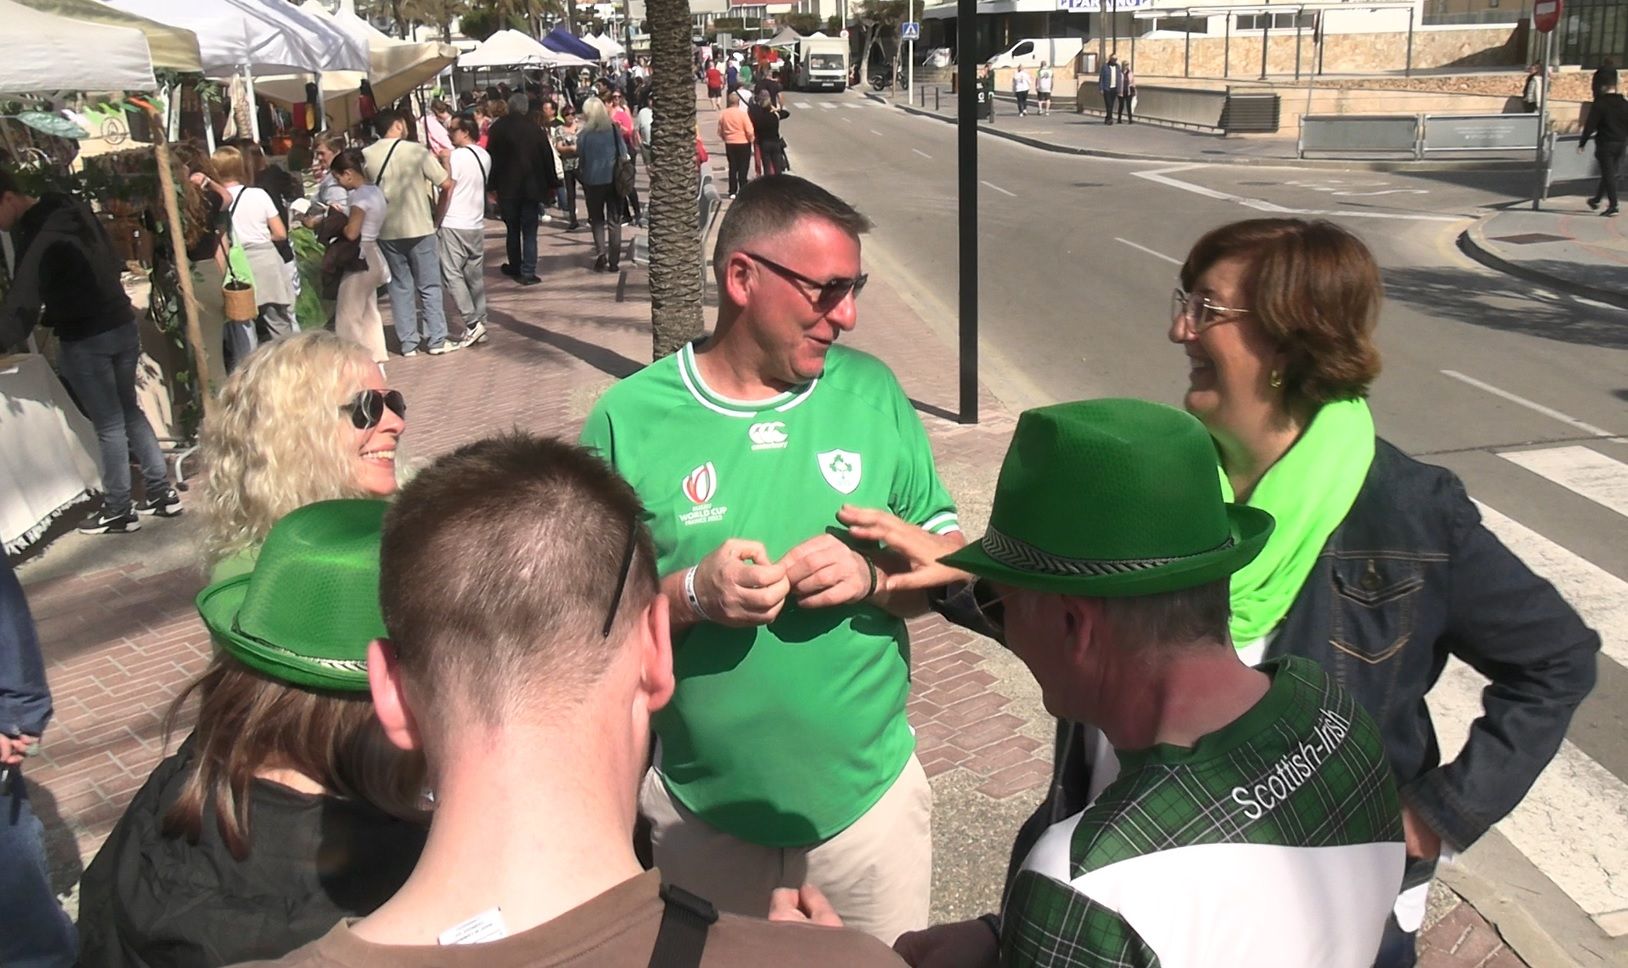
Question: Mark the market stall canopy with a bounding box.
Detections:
[256,0,458,128]
[15,0,203,72]
[541,26,601,61]
[764,26,805,48]
[586,33,626,58]
[0,0,156,93]
[104,0,368,76]
[463,30,595,68]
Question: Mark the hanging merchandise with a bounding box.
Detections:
[303,81,321,131]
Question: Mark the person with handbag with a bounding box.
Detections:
[327,149,392,364]
[214,146,298,342]
[362,110,458,357]
[1117,59,1137,124]
[577,96,630,274]
[549,102,584,231]
[747,90,790,178]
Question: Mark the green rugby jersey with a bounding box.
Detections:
[581,341,959,846]
[1002,657,1404,968]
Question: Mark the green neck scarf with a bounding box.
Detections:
[1219,398,1376,646]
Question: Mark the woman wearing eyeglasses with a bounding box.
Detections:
[847,218,1599,968]
[198,331,407,583]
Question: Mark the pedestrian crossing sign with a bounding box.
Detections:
[900,21,920,40]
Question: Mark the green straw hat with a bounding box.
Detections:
[195,499,390,691]
[941,399,1274,597]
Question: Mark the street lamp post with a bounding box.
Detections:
[956,0,978,423]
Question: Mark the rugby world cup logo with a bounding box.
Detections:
[683,462,718,505]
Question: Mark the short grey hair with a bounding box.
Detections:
[712,175,871,271]
[507,93,529,115]
[1094,579,1232,651]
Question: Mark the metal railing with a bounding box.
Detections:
[1299,112,1543,159]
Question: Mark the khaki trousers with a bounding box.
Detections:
[639,754,932,946]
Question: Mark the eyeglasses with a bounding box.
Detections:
[601,520,638,638]
[342,388,406,430]
[1171,287,1250,334]
[742,251,868,312]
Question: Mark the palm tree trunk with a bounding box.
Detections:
[648,0,705,359]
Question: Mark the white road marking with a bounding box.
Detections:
[1428,657,1628,925]
[1500,446,1628,520]
[1475,500,1628,667]
[981,180,1017,197]
[913,148,932,159]
[1114,237,1182,265]
[1429,496,1628,923]
[1440,370,1624,442]
[870,128,884,137]
[842,117,853,124]
[821,102,837,109]
[1132,165,1464,223]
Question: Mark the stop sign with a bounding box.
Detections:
[1534,0,1561,33]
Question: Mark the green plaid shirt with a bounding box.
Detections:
[1002,656,1404,968]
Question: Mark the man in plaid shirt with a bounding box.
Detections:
[829,400,1406,967]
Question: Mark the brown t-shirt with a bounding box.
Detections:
[231,870,904,967]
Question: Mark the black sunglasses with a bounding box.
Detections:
[601,520,638,638]
[742,251,868,311]
[343,388,406,430]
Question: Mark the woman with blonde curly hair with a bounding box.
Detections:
[199,330,406,581]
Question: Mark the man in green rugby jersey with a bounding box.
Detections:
[580,174,961,945]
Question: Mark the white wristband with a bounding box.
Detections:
[684,566,711,622]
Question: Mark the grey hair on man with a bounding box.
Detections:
[712,174,872,277]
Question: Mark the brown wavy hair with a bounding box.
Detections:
[161,653,426,860]
[1179,218,1383,405]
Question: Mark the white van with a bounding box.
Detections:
[985,38,1085,69]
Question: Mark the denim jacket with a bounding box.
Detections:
[958,439,1601,894]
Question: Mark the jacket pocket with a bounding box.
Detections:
[1329,554,1427,664]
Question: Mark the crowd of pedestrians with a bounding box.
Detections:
[0,56,1605,968]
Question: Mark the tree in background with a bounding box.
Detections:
[853,0,907,86]
[785,12,823,34]
[456,0,563,38]
[647,0,704,358]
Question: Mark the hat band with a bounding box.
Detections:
[982,526,1236,577]
[230,615,369,677]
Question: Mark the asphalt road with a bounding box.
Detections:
[777,89,1628,963]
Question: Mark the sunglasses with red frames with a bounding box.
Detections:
[343,389,406,430]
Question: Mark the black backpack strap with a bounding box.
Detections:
[648,883,717,968]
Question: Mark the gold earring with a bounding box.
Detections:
[1269,370,1283,389]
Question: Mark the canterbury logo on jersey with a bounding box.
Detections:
[749,421,788,450]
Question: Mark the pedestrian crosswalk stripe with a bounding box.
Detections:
[821,102,837,109]
[1428,656,1628,928]
[1474,500,1628,667]
[1501,445,1628,521]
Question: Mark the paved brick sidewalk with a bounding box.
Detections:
[13,96,1521,963]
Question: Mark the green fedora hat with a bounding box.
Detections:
[195,499,390,691]
[941,399,1274,597]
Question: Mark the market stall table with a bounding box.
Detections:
[0,353,102,554]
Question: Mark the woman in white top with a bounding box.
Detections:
[212,146,296,338]
[311,135,352,215]
[327,148,391,364]
[1013,66,1033,117]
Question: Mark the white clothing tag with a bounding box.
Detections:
[437,907,509,945]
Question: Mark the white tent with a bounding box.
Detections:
[104,0,368,76]
[0,0,157,93]
[16,0,203,72]
[462,30,596,69]
[586,33,626,59]
[255,1,459,130]
[764,26,804,48]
